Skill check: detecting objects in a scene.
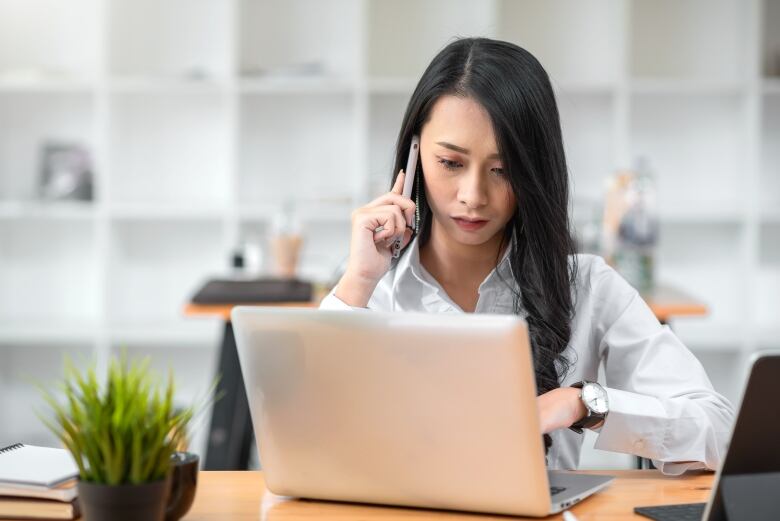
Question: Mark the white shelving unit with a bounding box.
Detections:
[1,0,778,464]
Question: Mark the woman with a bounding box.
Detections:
[320,37,734,475]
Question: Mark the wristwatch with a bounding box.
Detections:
[569,381,609,434]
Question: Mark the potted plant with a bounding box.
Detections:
[39,353,202,521]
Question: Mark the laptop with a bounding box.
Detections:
[634,352,780,521]
[231,307,613,517]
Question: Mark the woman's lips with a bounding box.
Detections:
[453,217,488,231]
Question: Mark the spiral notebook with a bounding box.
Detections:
[0,444,79,489]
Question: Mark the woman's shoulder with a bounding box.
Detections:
[569,253,638,309]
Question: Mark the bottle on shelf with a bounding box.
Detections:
[602,157,659,293]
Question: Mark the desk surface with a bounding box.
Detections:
[185,470,713,521]
[184,283,706,323]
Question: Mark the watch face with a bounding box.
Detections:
[582,383,608,414]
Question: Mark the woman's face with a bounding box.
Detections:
[419,95,517,247]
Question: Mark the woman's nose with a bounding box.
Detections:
[457,169,488,209]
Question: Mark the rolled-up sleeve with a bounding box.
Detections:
[589,260,735,475]
[319,290,356,310]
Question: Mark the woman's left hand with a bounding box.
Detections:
[537,387,587,434]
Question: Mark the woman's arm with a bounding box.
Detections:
[588,257,735,475]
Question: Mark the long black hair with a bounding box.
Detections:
[392,37,578,451]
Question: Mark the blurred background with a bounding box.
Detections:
[0,0,778,469]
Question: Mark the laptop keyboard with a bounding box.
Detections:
[634,503,706,521]
[549,486,566,496]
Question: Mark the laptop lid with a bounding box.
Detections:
[231,307,552,516]
[703,352,780,521]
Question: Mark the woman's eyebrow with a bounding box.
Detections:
[435,141,500,159]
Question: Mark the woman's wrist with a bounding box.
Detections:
[334,271,379,308]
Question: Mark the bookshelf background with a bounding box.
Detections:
[0,0,777,468]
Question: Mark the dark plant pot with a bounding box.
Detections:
[78,475,172,521]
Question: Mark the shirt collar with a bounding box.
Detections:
[395,234,515,294]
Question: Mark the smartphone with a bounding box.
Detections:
[392,135,419,259]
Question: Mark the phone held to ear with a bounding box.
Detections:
[392,135,419,259]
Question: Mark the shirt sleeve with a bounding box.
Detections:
[587,257,735,475]
[318,274,393,311]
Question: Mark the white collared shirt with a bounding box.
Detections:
[320,236,735,475]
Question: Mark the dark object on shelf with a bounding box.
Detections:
[191,278,312,305]
[38,142,93,201]
[634,502,705,521]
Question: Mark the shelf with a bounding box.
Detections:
[671,322,745,352]
[631,93,745,212]
[497,0,620,86]
[558,91,614,203]
[0,200,95,221]
[109,203,226,222]
[109,0,230,79]
[658,202,746,224]
[238,93,356,204]
[630,0,745,81]
[108,91,229,206]
[240,0,361,80]
[109,321,220,348]
[108,220,225,324]
[239,76,356,94]
[761,208,780,223]
[0,0,99,80]
[0,320,97,346]
[0,76,96,93]
[756,326,780,350]
[367,77,417,94]
[762,0,780,77]
[629,78,744,95]
[0,219,98,323]
[763,78,780,95]
[238,199,353,223]
[367,0,494,78]
[109,76,228,94]
[761,95,780,211]
[0,92,94,201]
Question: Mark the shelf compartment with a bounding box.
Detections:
[762,0,780,78]
[755,223,780,330]
[367,0,495,78]
[236,220,349,284]
[557,91,615,203]
[108,91,230,206]
[497,0,621,86]
[0,0,99,80]
[109,0,230,80]
[656,222,745,343]
[108,220,225,325]
[630,92,746,213]
[760,95,780,213]
[0,92,95,202]
[630,0,746,81]
[368,93,408,199]
[0,342,94,447]
[0,220,98,323]
[238,93,356,204]
[239,0,361,81]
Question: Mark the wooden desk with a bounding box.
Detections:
[184,283,707,325]
[186,470,714,520]
[641,284,708,324]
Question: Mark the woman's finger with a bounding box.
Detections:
[391,170,405,195]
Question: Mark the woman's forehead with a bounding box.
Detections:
[422,95,498,155]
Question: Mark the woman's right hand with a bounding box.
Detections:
[335,170,416,307]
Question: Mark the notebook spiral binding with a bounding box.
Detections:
[0,443,24,454]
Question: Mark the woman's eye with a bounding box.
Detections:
[437,158,462,171]
[491,167,505,176]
